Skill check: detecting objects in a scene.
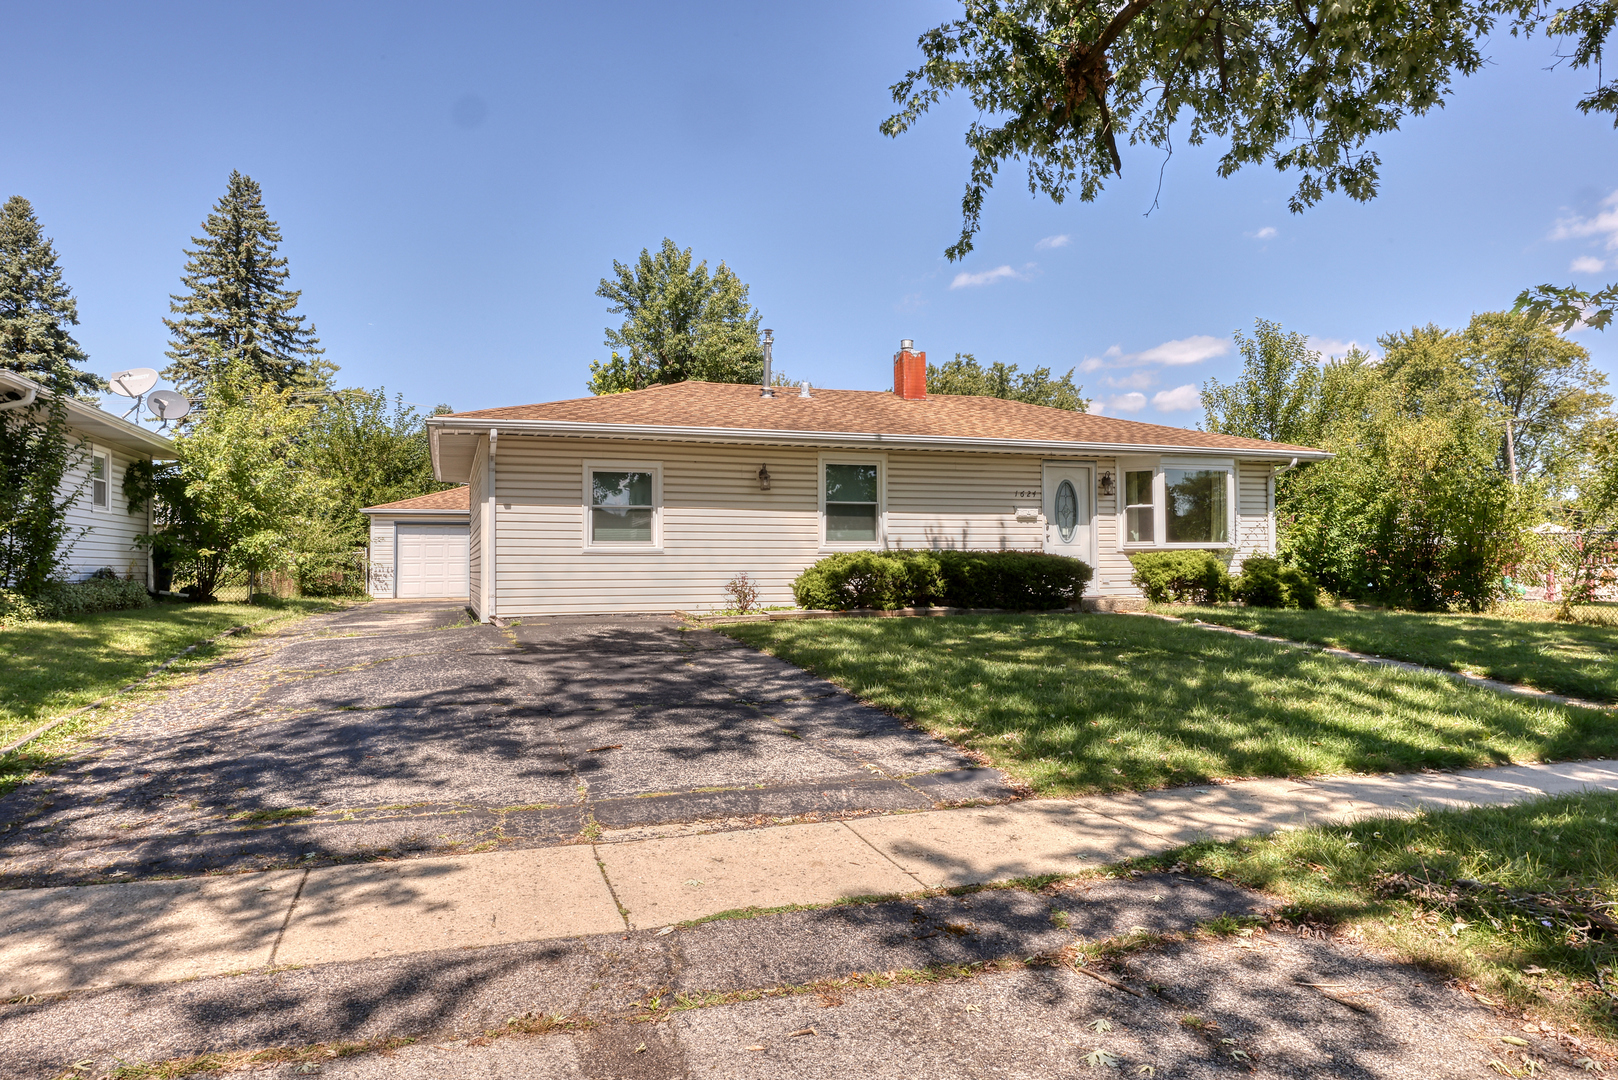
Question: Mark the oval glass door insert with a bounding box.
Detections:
[1055,479,1078,542]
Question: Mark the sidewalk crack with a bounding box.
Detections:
[592,844,632,930]
[840,819,927,890]
[267,868,310,966]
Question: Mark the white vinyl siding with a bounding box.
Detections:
[58,432,153,585]
[886,452,1042,551]
[1233,459,1273,573]
[368,517,396,596]
[467,438,487,619]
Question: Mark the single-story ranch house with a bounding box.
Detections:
[420,345,1328,620]
[0,369,175,587]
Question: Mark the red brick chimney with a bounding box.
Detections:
[893,340,926,399]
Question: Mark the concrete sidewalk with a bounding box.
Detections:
[4,758,1616,998]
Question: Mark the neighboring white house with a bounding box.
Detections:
[423,345,1330,621]
[0,369,175,587]
[361,487,471,599]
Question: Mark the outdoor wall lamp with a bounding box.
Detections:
[758,464,772,491]
[1097,470,1115,497]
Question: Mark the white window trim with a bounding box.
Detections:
[88,445,111,513]
[818,452,886,551]
[1115,456,1236,551]
[581,460,664,552]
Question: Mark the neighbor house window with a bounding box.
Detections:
[1164,469,1229,544]
[90,450,110,511]
[585,463,661,548]
[1123,469,1153,543]
[822,459,882,544]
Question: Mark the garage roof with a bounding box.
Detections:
[361,486,470,515]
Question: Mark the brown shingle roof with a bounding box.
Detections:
[442,381,1323,455]
[361,487,470,513]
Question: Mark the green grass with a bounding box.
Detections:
[0,597,346,746]
[1166,605,1618,704]
[722,613,1618,795]
[1156,791,1618,1042]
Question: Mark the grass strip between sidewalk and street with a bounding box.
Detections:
[1142,789,1618,1045]
[1161,605,1618,704]
[721,612,1618,795]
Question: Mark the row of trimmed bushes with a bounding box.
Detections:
[791,550,1093,611]
[1,573,154,624]
[1128,550,1319,609]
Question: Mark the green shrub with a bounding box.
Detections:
[791,549,1090,611]
[32,577,154,618]
[1231,555,1320,609]
[1128,550,1231,604]
[0,589,45,625]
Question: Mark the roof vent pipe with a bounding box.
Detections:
[760,329,775,398]
[799,380,812,398]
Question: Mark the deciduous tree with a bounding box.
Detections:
[127,359,327,600]
[1200,319,1371,448]
[883,0,1615,259]
[926,352,1088,409]
[587,239,769,394]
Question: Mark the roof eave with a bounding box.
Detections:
[424,416,1331,461]
[0,370,178,457]
[360,507,471,516]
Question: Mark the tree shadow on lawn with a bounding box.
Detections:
[725,614,1618,795]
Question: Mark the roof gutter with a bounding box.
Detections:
[425,416,1333,462]
[0,385,38,413]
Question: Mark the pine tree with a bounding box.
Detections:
[164,171,334,396]
[0,195,102,399]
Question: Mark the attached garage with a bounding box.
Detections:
[361,487,471,600]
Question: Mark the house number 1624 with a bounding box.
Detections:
[1012,489,1040,499]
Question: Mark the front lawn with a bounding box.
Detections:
[0,598,345,747]
[1158,790,1618,1045]
[1165,605,1618,704]
[722,613,1617,795]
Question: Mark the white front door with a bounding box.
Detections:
[1042,464,1094,564]
[395,524,470,599]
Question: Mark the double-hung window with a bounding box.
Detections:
[584,462,661,549]
[89,449,110,511]
[821,457,883,546]
[1119,460,1233,548]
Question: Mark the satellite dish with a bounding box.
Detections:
[147,390,191,429]
[108,368,159,397]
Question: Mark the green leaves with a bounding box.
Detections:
[884,0,1604,259]
[0,196,101,399]
[927,352,1089,410]
[587,239,767,394]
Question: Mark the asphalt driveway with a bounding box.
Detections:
[0,602,1014,887]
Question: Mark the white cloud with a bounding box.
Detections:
[1104,370,1156,391]
[1078,357,1105,373]
[1035,234,1071,250]
[948,263,1035,289]
[1130,335,1230,366]
[1109,392,1147,413]
[1307,335,1373,359]
[1551,191,1618,250]
[1085,401,1107,415]
[1151,385,1202,412]
[1249,226,1277,240]
[1571,255,1607,274]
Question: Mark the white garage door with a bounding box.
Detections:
[396,524,469,599]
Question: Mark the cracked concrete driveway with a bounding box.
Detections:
[0,602,1016,887]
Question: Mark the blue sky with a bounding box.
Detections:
[4,1,1616,424]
